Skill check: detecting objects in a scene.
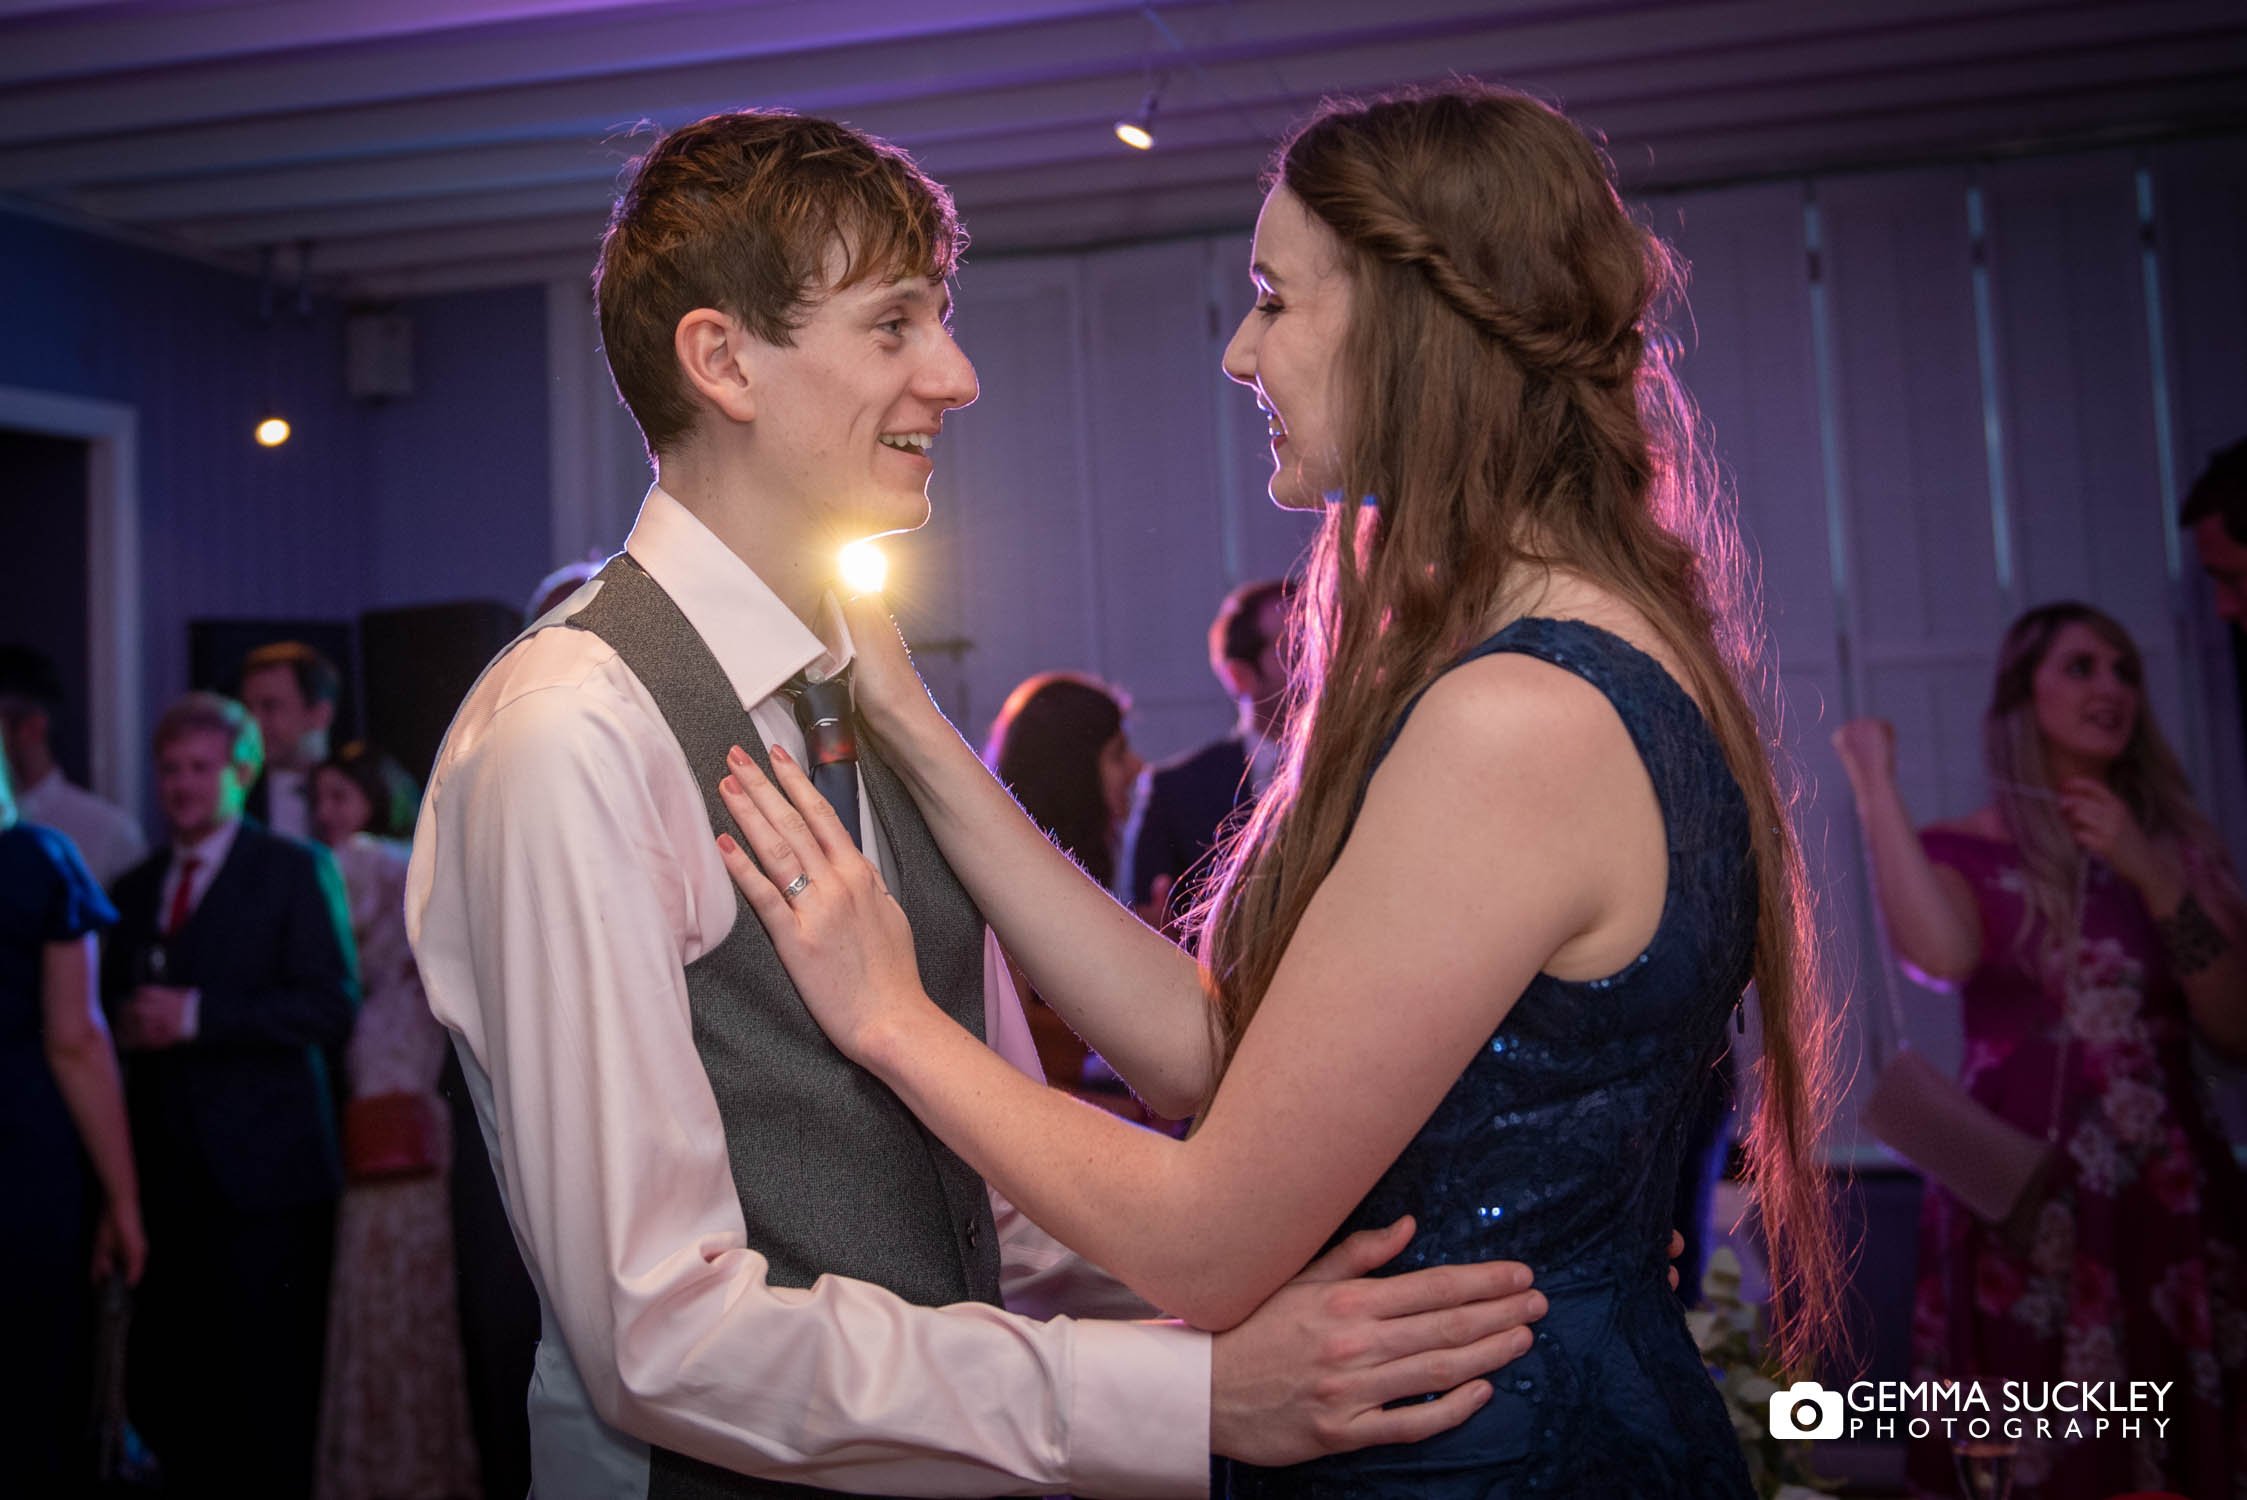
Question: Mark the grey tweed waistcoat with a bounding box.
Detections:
[569,554,1002,1500]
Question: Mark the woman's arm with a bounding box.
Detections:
[1831,720,1982,982]
[2057,777,2247,1057]
[723,657,1631,1328]
[2163,862,2247,1058]
[848,597,1213,1115]
[41,933,146,1283]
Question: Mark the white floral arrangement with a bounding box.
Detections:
[1687,1247,1841,1500]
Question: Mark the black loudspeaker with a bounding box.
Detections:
[187,618,361,744]
[358,600,522,784]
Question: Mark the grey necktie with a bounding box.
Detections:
[781,668,861,850]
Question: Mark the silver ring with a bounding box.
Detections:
[780,872,812,903]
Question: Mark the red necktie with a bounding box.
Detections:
[164,855,201,938]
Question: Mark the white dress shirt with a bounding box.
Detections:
[407,486,1209,1500]
[20,767,148,886]
[262,766,311,840]
[1236,708,1281,798]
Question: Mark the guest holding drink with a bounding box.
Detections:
[102,693,357,1498]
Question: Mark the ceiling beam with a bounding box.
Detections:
[49,13,2246,227]
[0,0,2117,185]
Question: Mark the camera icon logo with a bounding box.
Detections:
[1768,1380,1845,1440]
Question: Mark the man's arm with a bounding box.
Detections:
[980,935,1550,1466]
[192,841,358,1050]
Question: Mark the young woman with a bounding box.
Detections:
[309,743,481,1500]
[718,83,1840,1496]
[1835,602,2246,1500]
[983,671,1146,1098]
[0,752,140,1489]
[983,671,1144,896]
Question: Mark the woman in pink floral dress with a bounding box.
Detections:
[312,743,480,1500]
[1836,602,2246,1500]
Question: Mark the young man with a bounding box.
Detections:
[104,692,357,1497]
[239,639,341,840]
[408,111,1543,1499]
[2186,437,2247,626]
[0,644,147,884]
[1124,579,1294,933]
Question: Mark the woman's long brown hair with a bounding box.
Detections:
[1190,83,1843,1373]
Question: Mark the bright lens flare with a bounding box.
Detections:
[838,539,888,595]
[254,416,292,448]
[1114,120,1154,150]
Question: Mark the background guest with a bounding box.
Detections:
[0,643,147,885]
[2185,436,2247,627]
[240,639,342,842]
[1835,601,2247,1499]
[983,672,1145,1100]
[524,555,604,624]
[310,741,481,1500]
[1124,579,1294,936]
[0,749,141,1490]
[103,692,358,1498]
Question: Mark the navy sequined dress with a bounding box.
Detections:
[1224,619,1757,1499]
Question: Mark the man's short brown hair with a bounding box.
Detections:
[241,640,341,708]
[594,109,966,457]
[2181,437,2247,546]
[153,692,264,777]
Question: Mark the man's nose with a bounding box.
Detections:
[924,333,978,410]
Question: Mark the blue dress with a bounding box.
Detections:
[1224,619,1757,1499]
[0,820,120,1485]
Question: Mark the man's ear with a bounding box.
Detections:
[1215,657,1257,700]
[675,308,758,424]
[308,699,336,734]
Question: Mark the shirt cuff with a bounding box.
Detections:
[1063,1317,1210,1499]
[179,988,201,1039]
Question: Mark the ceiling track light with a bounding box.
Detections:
[1115,87,1159,150]
[253,240,316,449]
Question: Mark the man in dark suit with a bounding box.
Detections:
[104,691,356,1498]
[1123,578,1295,935]
[239,639,341,842]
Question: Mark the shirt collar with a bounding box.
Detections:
[1235,705,1275,759]
[173,817,241,870]
[622,484,855,712]
[1236,708,1282,793]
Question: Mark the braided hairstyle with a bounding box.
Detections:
[1192,82,1843,1373]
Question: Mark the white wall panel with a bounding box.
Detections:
[2151,139,2247,862]
[1983,154,2169,631]
[918,255,1098,741]
[1980,150,2196,804]
[1078,238,1238,762]
[1647,183,1831,673]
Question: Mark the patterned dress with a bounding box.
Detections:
[315,834,482,1500]
[1908,829,2247,1500]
